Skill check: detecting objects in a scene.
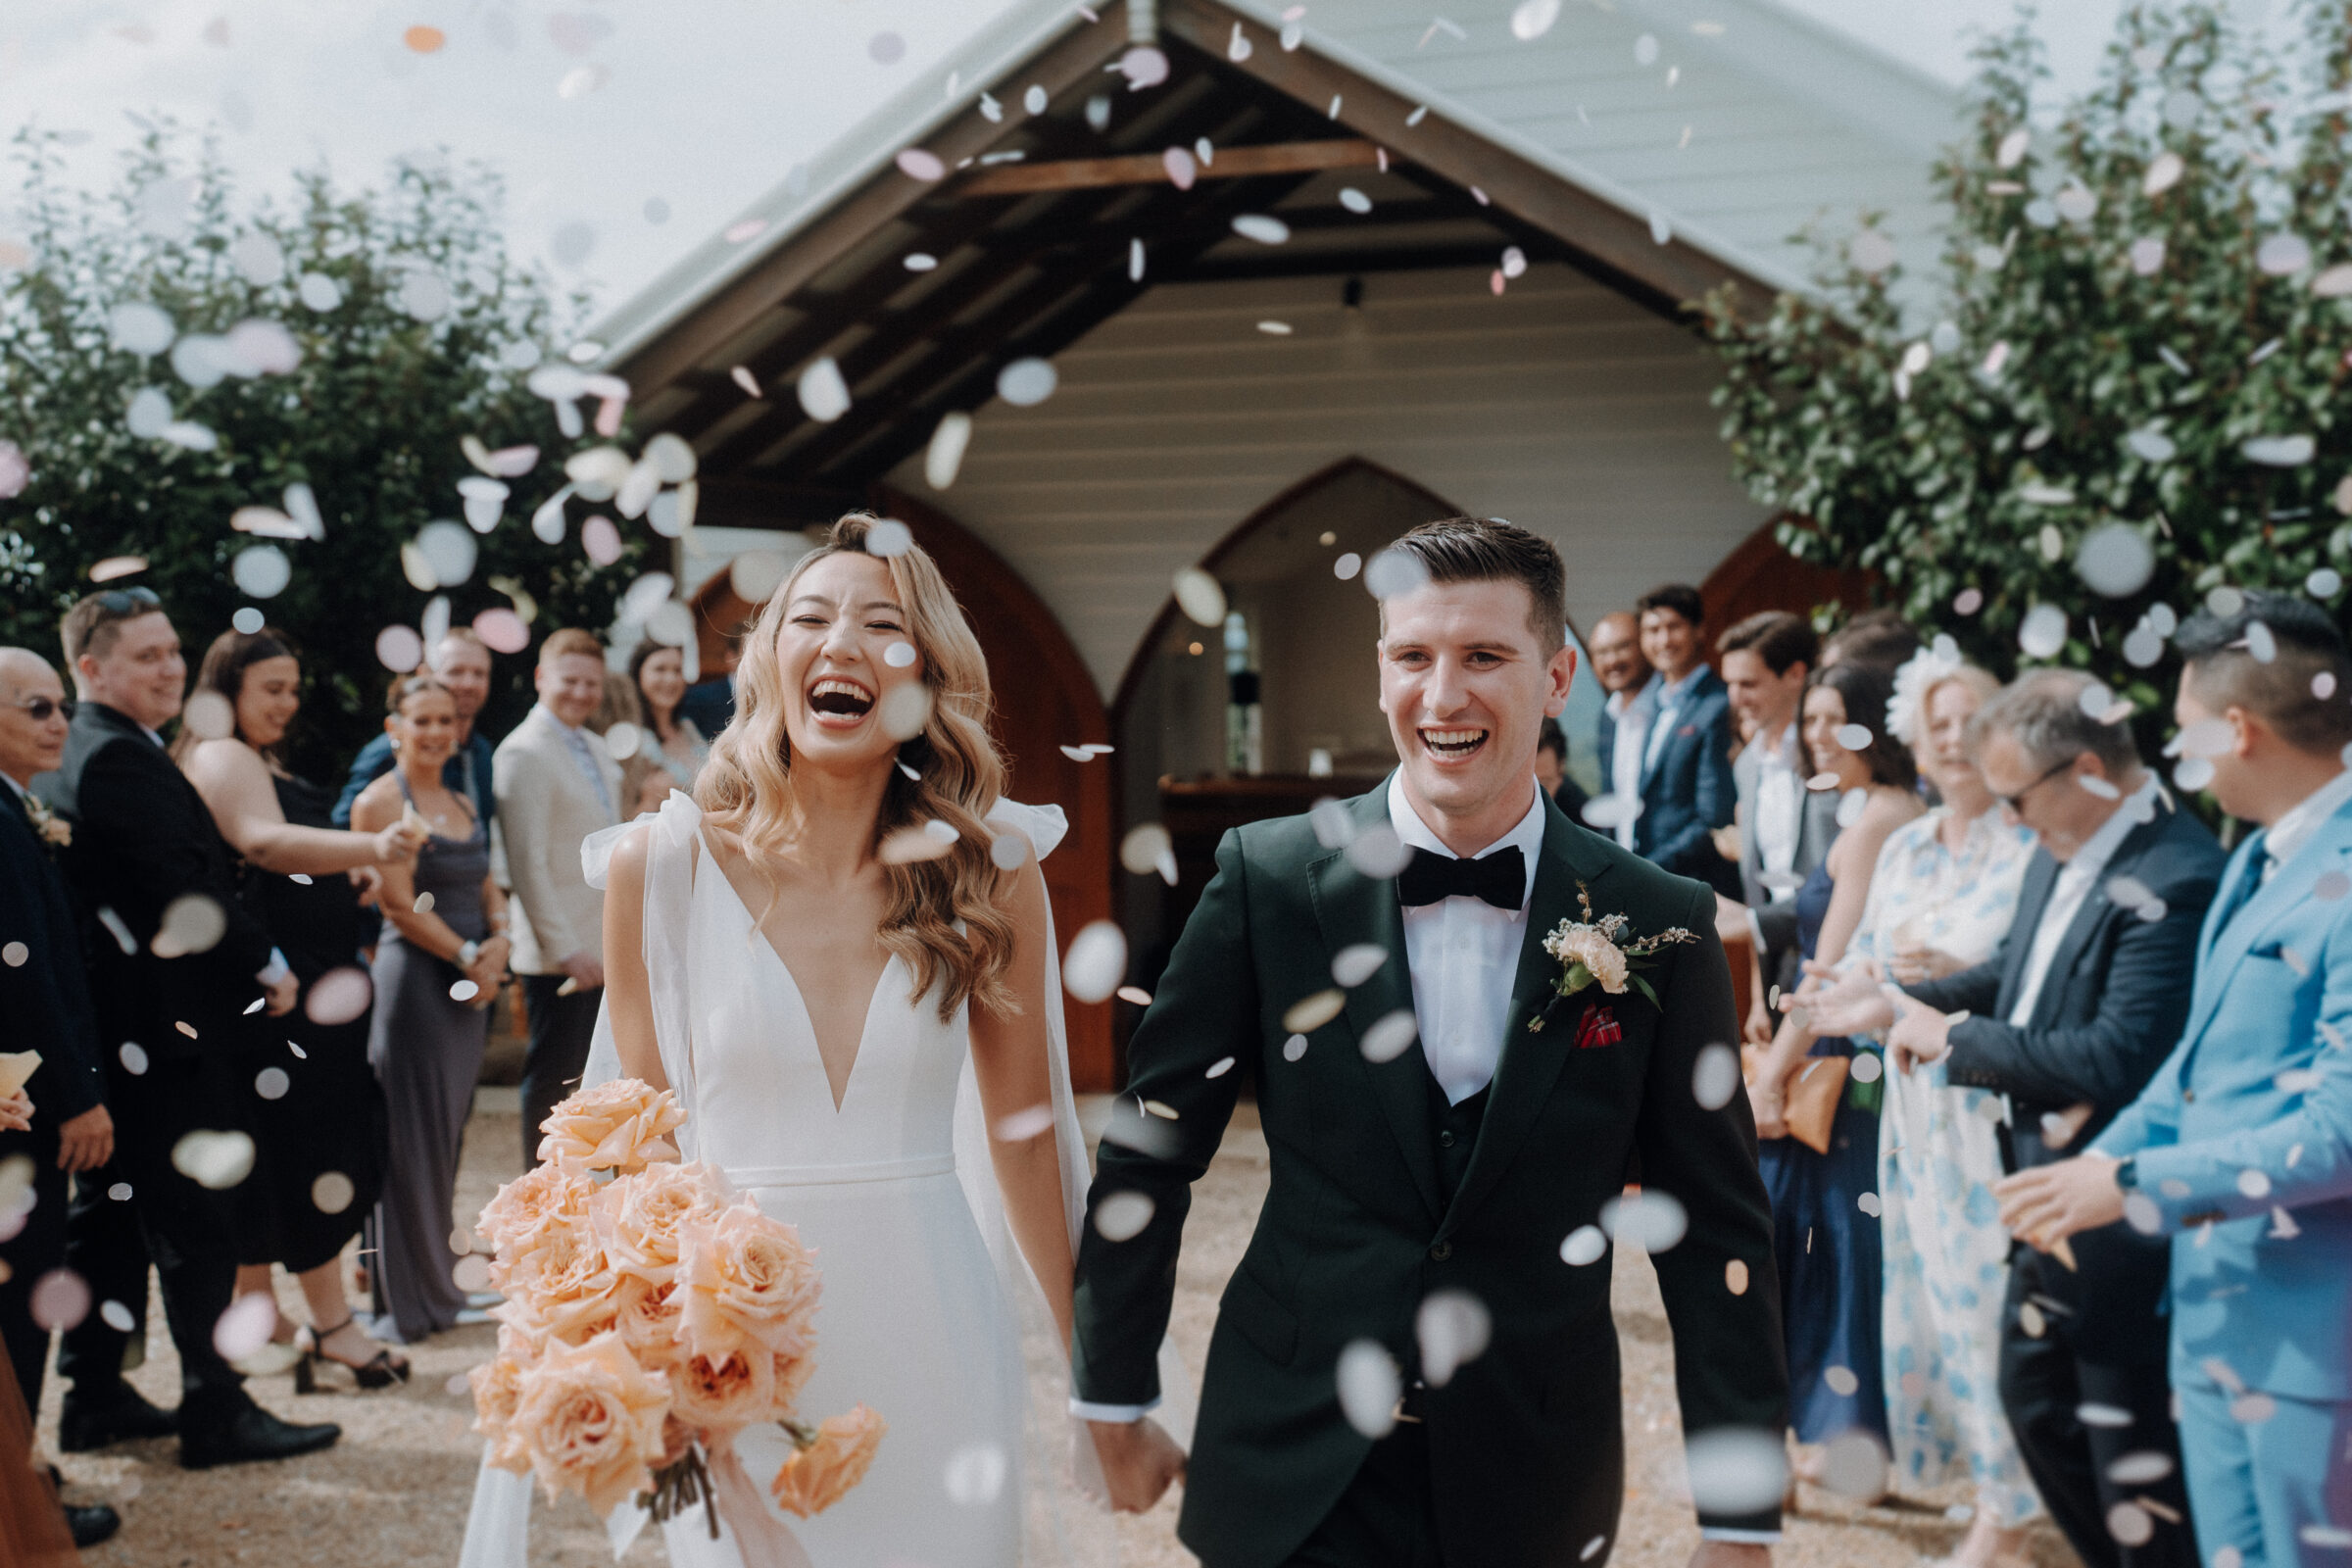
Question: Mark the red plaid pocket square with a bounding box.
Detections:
[1573,1003,1622,1050]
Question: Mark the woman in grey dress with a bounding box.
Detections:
[350,675,513,1344]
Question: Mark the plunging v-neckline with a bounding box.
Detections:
[704,842,893,1113]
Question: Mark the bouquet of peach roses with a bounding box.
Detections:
[470,1080,883,1560]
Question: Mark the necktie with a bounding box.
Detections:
[1396,845,1525,909]
[2209,831,2270,939]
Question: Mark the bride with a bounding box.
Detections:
[462,514,1148,1567]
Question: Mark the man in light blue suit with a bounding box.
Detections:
[1997,592,2352,1566]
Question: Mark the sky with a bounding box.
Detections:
[0,0,2278,325]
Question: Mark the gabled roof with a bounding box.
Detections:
[593,0,1958,373]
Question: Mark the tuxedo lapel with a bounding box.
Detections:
[1307,788,1442,1223]
[1438,796,1614,1239]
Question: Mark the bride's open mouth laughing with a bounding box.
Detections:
[1418,724,1489,762]
[808,675,876,727]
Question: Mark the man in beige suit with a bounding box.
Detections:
[493,627,622,1165]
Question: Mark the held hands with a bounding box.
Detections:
[1088,1417,1186,1513]
[1886,944,1969,985]
[0,1089,29,1133]
[56,1104,113,1171]
[465,936,512,1009]
[1886,998,1956,1076]
[1994,1153,2127,1254]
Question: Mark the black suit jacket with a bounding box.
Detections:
[0,785,107,1120]
[1904,794,2223,1359]
[34,703,275,1063]
[1073,783,1787,1568]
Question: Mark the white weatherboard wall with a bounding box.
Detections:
[889,264,1770,700]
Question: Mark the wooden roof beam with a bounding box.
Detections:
[956,137,1379,196]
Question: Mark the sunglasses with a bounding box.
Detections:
[10,696,74,722]
[1993,757,2075,814]
[95,586,162,615]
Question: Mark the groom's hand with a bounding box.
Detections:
[1689,1541,1771,1568]
[1089,1417,1185,1512]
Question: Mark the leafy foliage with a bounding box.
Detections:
[1699,2,2352,723]
[0,126,643,780]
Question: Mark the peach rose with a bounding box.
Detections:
[666,1346,776,1438]
[769,1339,815,1422]
[499,1212,615,1343]
[769,1405,886,1519]
[607,1272,686,1374]
[673,1204,821,1370]
[476,1161,597,1254]
[509,1330,672,1516]
[595,1159,731,1290]
[536,1079,687,1173]
[470,1351,532,1472]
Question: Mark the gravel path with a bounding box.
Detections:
[35,1099,2077,1568]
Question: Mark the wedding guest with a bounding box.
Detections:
[1816,665,2215,1567]
[2000,595,2352,1568]
[37,589,339,1467]
[0,648,120,1549]
[625,639,710,798]
[1630,584,1739,893]
[174,627,421,1389]
[1589,609,1652,833]
[0,1077,112,1557]
[1801,658,2046,1565]
[351,675,511,1344]
[1820,609,1922,675]
[1719,612,1838,1008]
[1745,659,1921,1475]
[330,626,495,828]
[493,628,621,1166]
[1534,716,1589,823]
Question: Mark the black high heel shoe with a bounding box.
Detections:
[294,1316,411,1393]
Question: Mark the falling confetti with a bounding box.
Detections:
[404,24,447,53]
[1336,1340,1400,1439]
[1093,1190,1153,1242]
[1359,1010,1417,1063]
[1062,921,1127,1004]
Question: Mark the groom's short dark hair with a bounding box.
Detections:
[1388,517,1565,648]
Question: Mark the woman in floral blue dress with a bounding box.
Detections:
[1843,653,2042,1565]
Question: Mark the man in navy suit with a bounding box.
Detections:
[1629,585,1738,896]
[1998,596,2352,1568]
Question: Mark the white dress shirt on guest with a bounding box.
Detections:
[1607,673,1657,851]
[1752,721,1802,900]
[1387,772,1544,1105]
[2258,762,2352,880]
[2007,775,2161,1026]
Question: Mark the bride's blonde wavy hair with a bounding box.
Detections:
[696,514,1014,1020]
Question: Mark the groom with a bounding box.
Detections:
[1074,518,1787,1568]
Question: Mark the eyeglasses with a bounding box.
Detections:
[94,586,161,615]
[1993,757,2076,814]
[9,696,73,722]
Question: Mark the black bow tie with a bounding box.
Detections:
[1396,845,1525,910]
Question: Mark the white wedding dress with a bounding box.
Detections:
[459,793,1186,1568]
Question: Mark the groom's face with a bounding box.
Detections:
[1379,577,1575,833]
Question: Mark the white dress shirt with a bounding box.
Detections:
[2259,765,2352,879]
[1752,721,1802,897]
[2008,776,2161,1026]
[1607,673,1656,850]
[1642,665,1705,775]
[1387,773,1544,1105]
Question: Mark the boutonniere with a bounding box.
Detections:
[1528,882,1696,1034]
[23,793,69,849]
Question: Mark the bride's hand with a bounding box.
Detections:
[1089,1417,1186,1513]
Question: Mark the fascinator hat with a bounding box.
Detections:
[1886,633,1966,748]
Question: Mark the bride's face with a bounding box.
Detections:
[774,551,924,774]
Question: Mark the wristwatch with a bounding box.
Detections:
[456,939,481,969]
[2112,1154,2138,1191]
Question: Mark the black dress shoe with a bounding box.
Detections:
[58,1387,178,1452]
[68,1502,122,1547]
[178,1405,341,1470]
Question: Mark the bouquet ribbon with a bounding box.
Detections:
[706,1438,813,1568]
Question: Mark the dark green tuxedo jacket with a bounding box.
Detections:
[1072,781,1787,1568]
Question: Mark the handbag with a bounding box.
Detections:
[1782,1054,1850,1155]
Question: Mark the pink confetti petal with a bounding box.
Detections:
[473,608,530,654]
[582,514,624,565]
[897,148,947,181]
[1162,147,1198,189]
